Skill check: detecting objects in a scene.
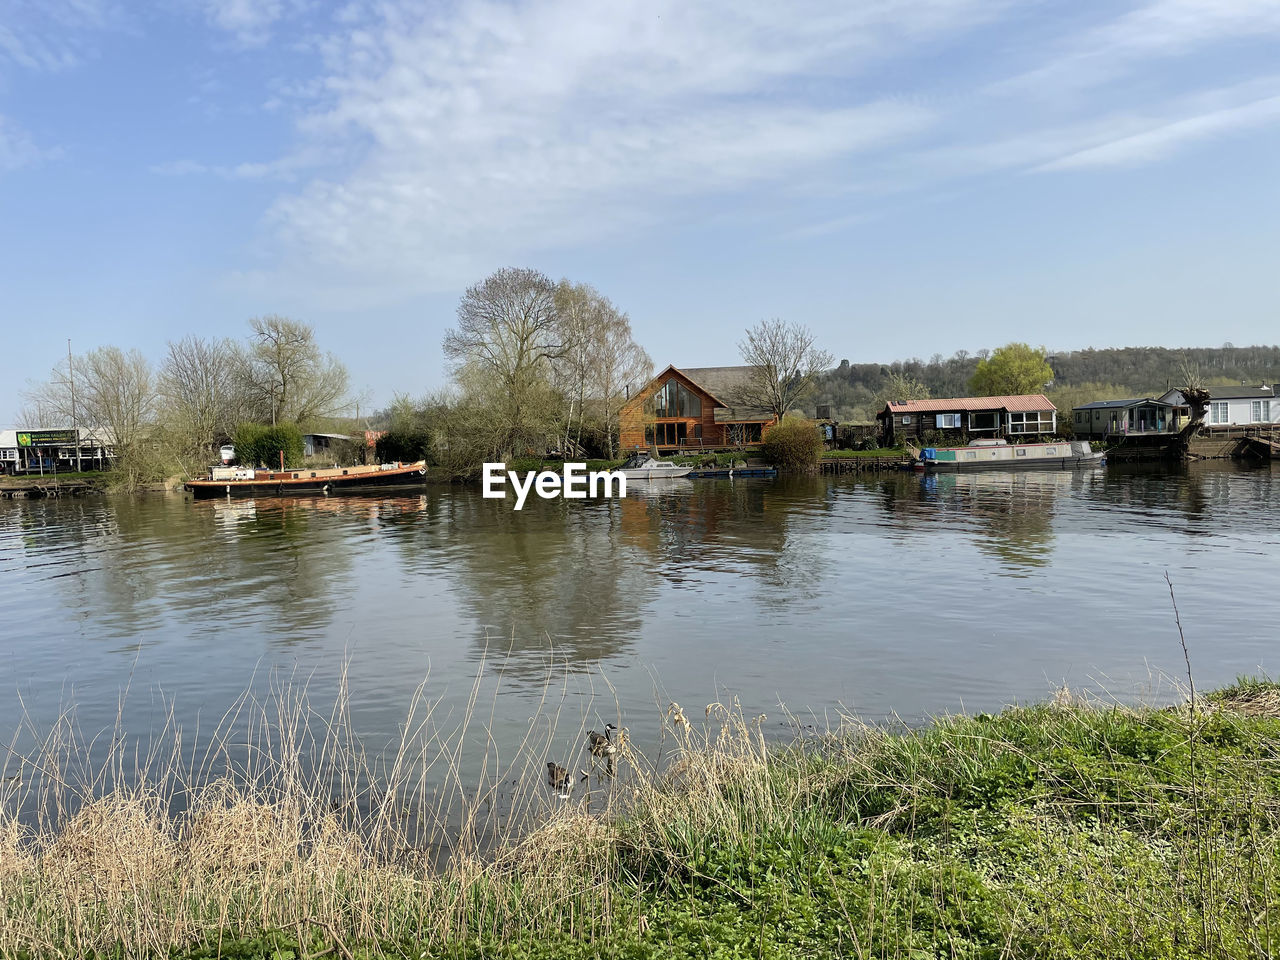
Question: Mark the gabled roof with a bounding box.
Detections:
[1162,384,1276,403]
[630,364,775,421]
[882,394,1056,414]
[1073,398,1173,411]
[676,366,758,404]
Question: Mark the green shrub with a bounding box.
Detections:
[232,422,304,468]
[762,415,823,469]
[375,426,432,464]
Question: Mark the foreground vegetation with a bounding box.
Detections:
[2,676,1278,958]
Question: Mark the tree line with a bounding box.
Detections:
[21,316,350,485]
[814,343,1280,422]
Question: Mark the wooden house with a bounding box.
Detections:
[877,395,1057,445]
[618,365,778,453]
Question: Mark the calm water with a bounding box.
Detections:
[2,463,1278,797]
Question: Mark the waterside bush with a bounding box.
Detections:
[1,680,1278,958]
[231,422,305,469]
[762,415,824,470]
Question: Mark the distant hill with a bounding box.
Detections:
[813,344,1280,422]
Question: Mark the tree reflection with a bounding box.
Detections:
[430,477,824,675]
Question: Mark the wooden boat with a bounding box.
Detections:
[185,460,428,499]
[617,453,693,480]
[916,439,1104,472]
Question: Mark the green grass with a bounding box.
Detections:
[6,689,1280,959]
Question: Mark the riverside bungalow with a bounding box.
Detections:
[1071,398,1186,439]
[618,365,778,452]
[877,395,1057,446]
[1159,384,1279,428]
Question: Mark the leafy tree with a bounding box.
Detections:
[970,343,1054,396]
[233,422,304,468]
[375,394,433,464]
[734,319,834,419]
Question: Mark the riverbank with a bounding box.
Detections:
[2,681,1277,959]
[0,470,111,497]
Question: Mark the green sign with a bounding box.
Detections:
[16,430,78,447]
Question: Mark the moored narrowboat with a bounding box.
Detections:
[917,439,1103,472]
[185,460,428,499]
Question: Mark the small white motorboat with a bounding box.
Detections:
[617,453,693,480]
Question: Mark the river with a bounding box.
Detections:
[1,463,1277,823]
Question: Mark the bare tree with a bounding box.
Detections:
[551,280,652,457]
[241,315,350,426]
[157,335,247,454]
[24,346,156,456]
[443,268,570,458]
[589,308,652,458]
[733,319,834,419]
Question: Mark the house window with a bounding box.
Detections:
[1210,401,1229,425]
[969,412,998,431]
[1008,411,1054,434]
[937,413,961,428]
[1074,412,1083,424]
[646,379,702,418]
[1251,400,1271,422]
[651,422,687,445]
[901,415,912,425]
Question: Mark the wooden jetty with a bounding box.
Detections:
[1106,426,1278,464]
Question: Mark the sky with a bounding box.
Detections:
[2,0,1278,425]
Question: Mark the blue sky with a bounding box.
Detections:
[2,0,1278,424]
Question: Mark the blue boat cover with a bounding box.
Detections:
[922,448,937,459]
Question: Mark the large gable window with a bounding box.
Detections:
[647,378,702,418]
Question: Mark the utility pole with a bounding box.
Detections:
[68,339,82,472]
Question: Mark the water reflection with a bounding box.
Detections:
[1,463,1278,790]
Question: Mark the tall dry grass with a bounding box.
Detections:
[1,662,1278,959]
[0,651,764,957]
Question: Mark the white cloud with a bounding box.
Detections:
[997,0,1280,96]
[0,113,46,170]
[245,0,1009,292]
[202,0,1280,299]
[0,0,112,72]
[198,0,309,46]
[1039,93,1280,170]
